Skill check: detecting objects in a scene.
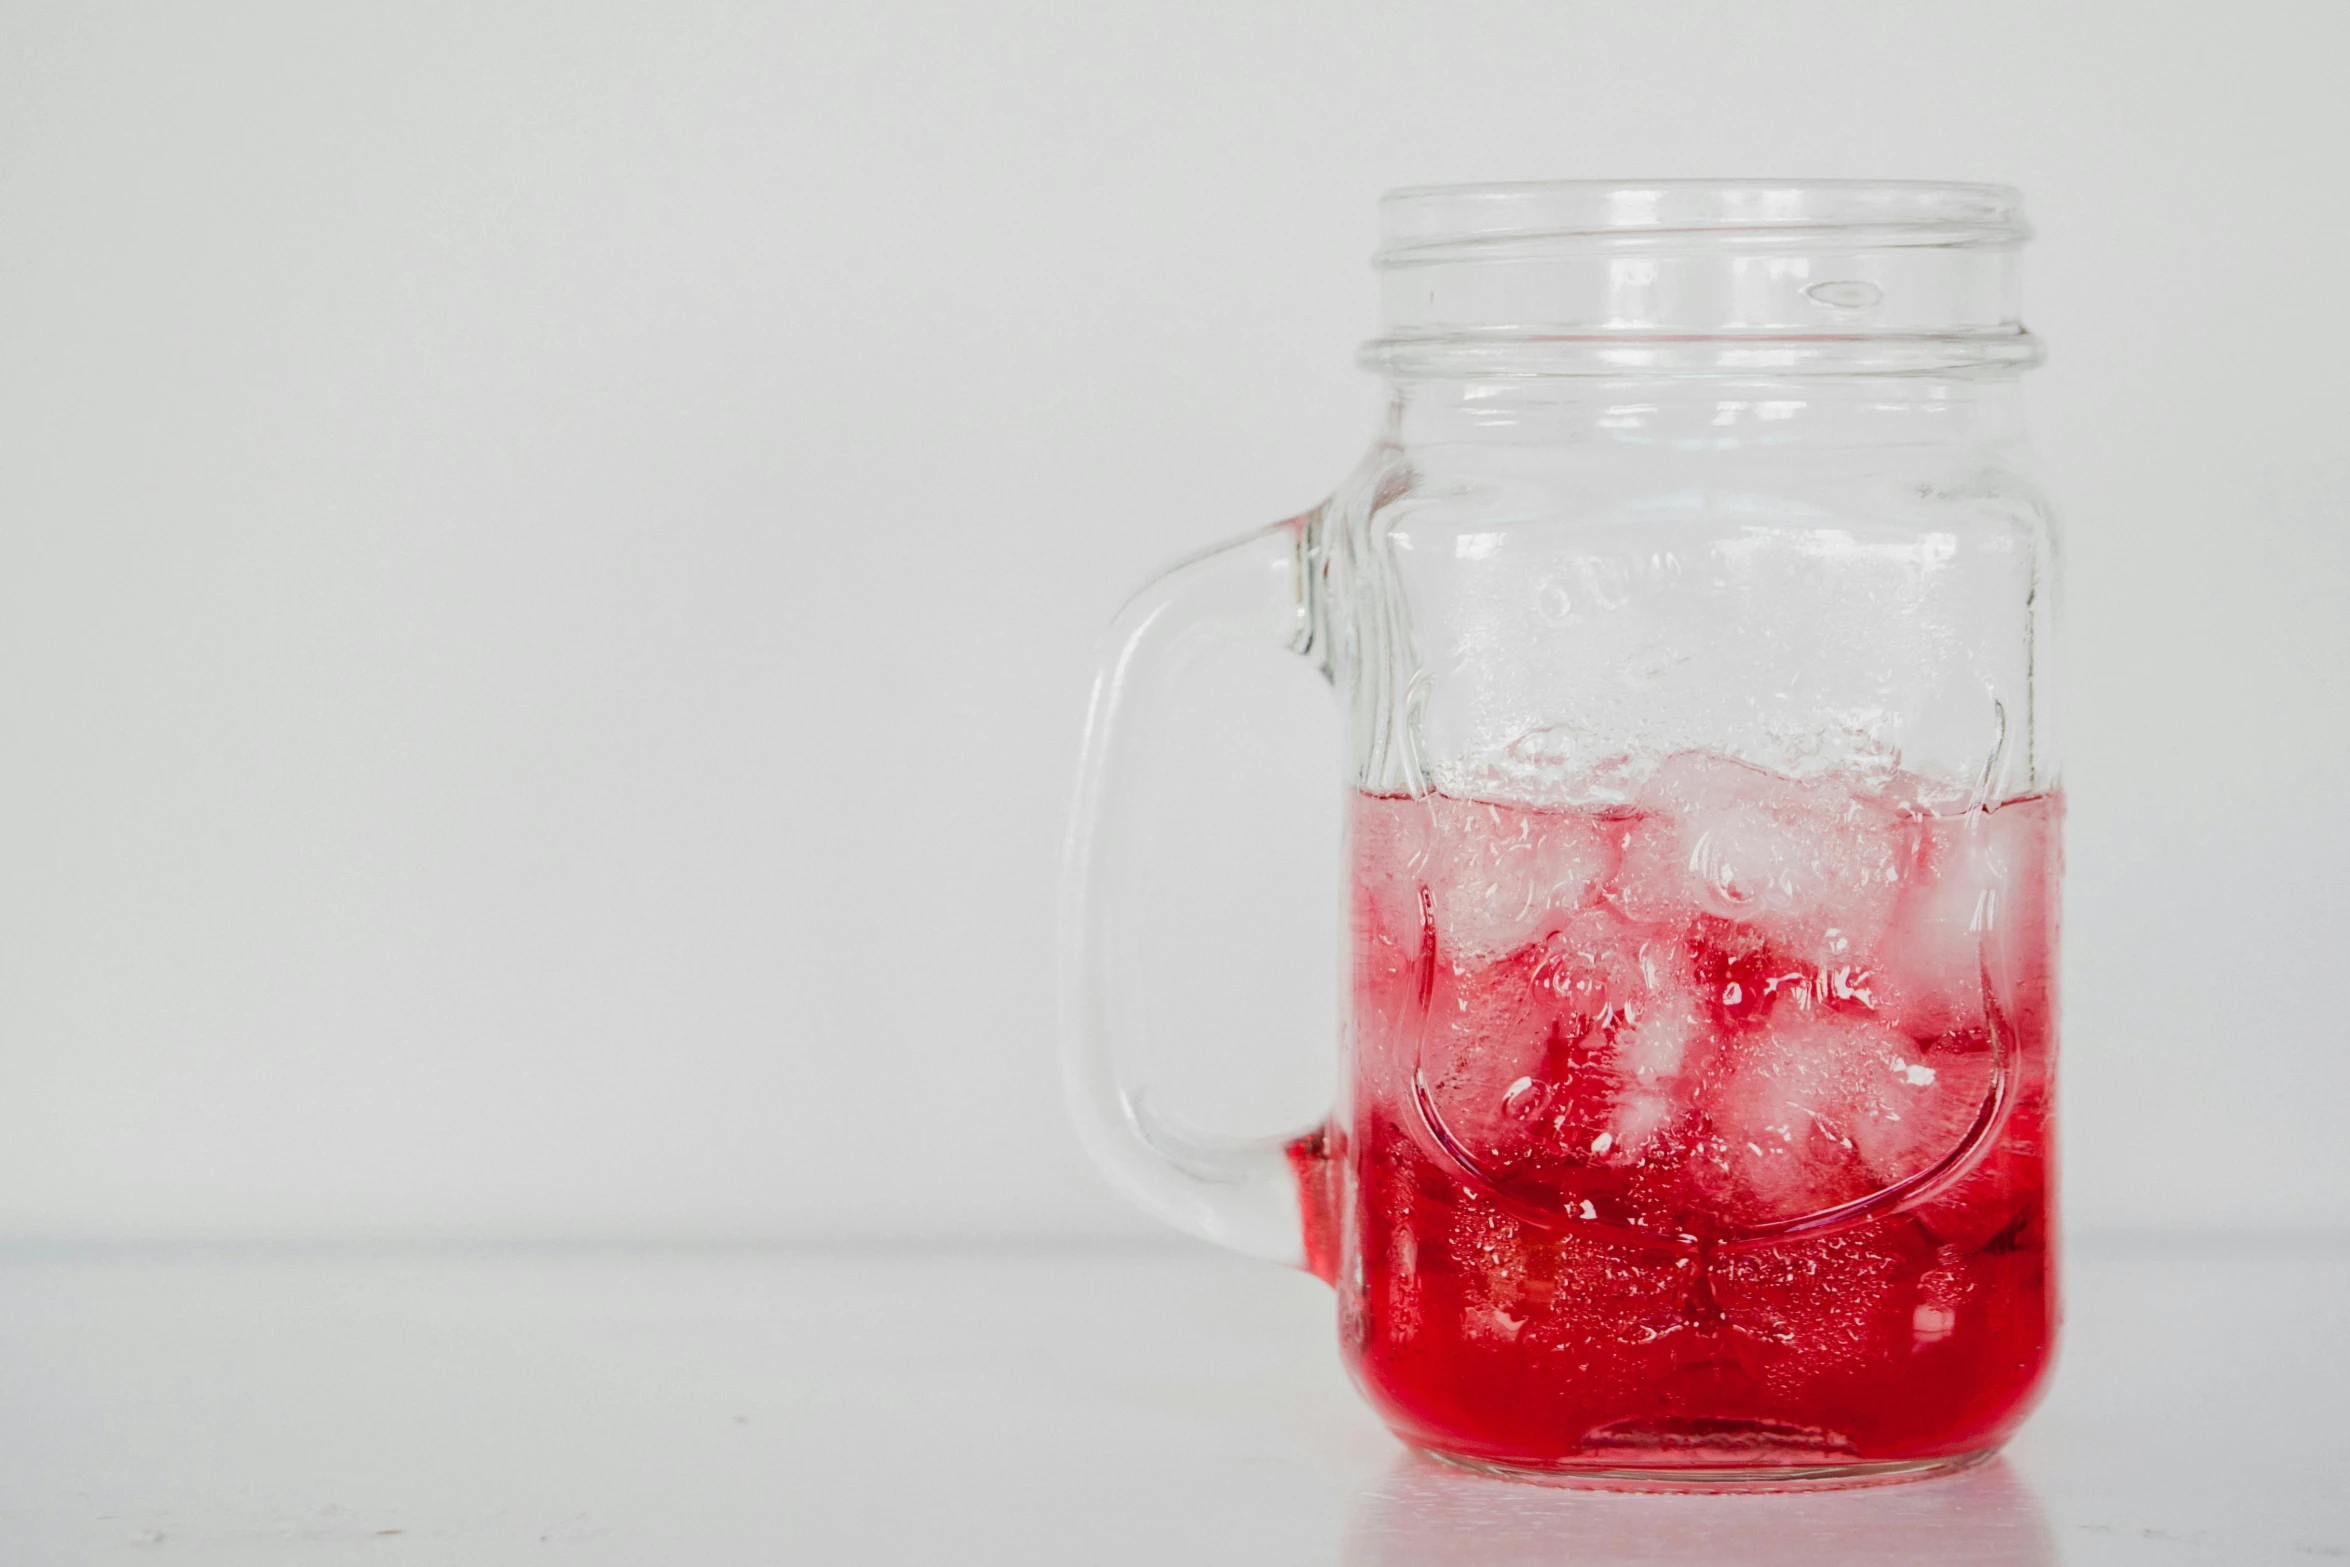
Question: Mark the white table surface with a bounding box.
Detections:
[0,1235,2340,1564]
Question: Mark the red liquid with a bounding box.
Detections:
[1312,754,2059,1476]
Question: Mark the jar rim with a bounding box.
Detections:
[1378,179,2029,265]
[1368,179,2037,376]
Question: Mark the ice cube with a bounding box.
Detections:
[1870,810,1997,1041]
[1844,1039,1994,1190]
[1597,951,1709,1162]
[1979,794,2061,1056]
[1412,940,1561,1168]
[1351,793,1437,958]
[1606,1089,1678,1162]
[1872,793,2061,1055]
[1525,921,1714,1171]
[1413,903,1709,1184]
[1613,752,1913,960]
[1424,794,1618,959]
[1696,1010,1993,1227]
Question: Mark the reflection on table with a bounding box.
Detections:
[1343,1453,2054,1566]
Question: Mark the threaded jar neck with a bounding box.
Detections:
[1364,180,2039,379]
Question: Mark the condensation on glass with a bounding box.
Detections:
[1064,181,2061,1489]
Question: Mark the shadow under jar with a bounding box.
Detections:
[1065,180,2061,1490]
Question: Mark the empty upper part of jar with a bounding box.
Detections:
[1366,180,2037,377]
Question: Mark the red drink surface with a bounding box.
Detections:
[1313,754,2059,1474]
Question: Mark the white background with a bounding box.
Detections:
[0,0,2343,1243]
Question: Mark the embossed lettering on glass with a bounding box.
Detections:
[1064,182,2061,1489]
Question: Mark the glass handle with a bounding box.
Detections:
[1060,517,1334,1270]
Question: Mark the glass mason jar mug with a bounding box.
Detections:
[1064,181,2061,1488]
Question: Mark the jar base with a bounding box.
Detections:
[1420,1444,1997,1494]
